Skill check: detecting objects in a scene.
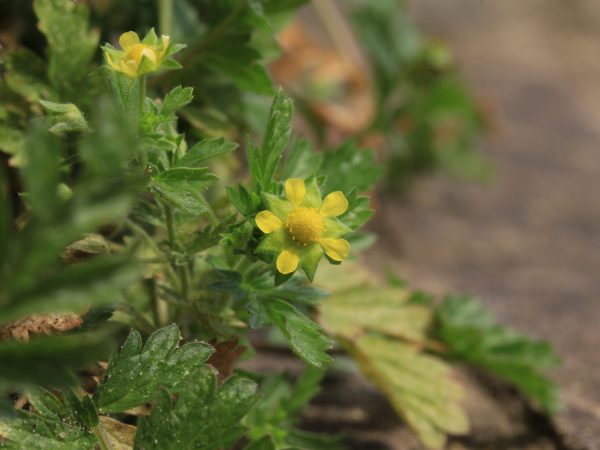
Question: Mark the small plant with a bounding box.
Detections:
[0,1,558,449]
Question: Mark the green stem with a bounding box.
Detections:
[164,203,177,244]
[138,76,146,117]
[125,219,179,286]
[158,0,173,35]
[145,277,161,327]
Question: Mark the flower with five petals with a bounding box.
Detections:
[255,178,351,280]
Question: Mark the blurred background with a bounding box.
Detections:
[366,1,600,448]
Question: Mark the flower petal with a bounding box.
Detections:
[320,191,348,217]
[256,210,282,234]
[320,238,350,261]
[119,31,140,51]
[276,249,299,274]
[285,178,305,207]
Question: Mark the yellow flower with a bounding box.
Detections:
[255,178,351,280]
[103,30,172,78]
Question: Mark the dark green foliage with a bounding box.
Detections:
[135,367,258,450]
[94,324,214,413]
[244,366,341,449]
[435,296,560,413]
[264,300,333,367]
[0,389,98,450]
[319,141,381,195]
[247,89,293,192]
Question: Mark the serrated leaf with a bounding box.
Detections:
[0,332,112,387]
[319,141,381,195]
[280,139,322,180]
[436,296,560,413]
[248,89,293,191]
[1,255,140,324]
[134,367,258,450]
[0,389,98,449]
[319,286,432,342]
[176,137,238,167]
[151,168,218,215]
[162,86,194,115]
[264,299,333,367]
[350,335,469,449]
[94,324,214,413]
[39,100,89,136]
[33,0,99,99]
[317,264,468,449]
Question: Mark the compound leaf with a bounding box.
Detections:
[264,299,333,368]
[134,367,258,450]
[435,296,560,413]
[94,324,214,413]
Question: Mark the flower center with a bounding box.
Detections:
[285,207,324,245]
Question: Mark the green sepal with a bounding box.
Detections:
[263,193,292,220]
[139,54,157,75]
[298,243,323,282]
[301,177,322,209]
[256,229,287,254]
[322,217,352,239]
[275,270,295,286]
[142,27,159,45]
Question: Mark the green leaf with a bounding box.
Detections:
[151,168,218,214]
[244,366,328,448]
[264,299,333,367]
[0,332,113,387]
[162,86,194,115]
[1,255,140,324]
[319,141,381,195]
[33,0,99,99]
[0,126,25,156]
[280,139,322,180]
[350,335,469,449]
[134,367,258,450]
[319,286,432,343]
[19,126,61,223]
[317,264,469,449]
[95,324,214,413]
[248,89,293,191]
[435,296,560,413]
[0,389,98,449]
[39,100,90,136]
[2,49,55,104]
[176,137,238,167]
[102,68,140,117]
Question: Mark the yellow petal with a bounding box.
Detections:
[255,210,282,234]
[119,31,140,51]
[320,191,348,217]
[160,35,170,53]
[320,238,350,261]
[276,249,299,274]
[285,178,305,207]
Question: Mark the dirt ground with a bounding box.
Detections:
[361,1,600,448]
